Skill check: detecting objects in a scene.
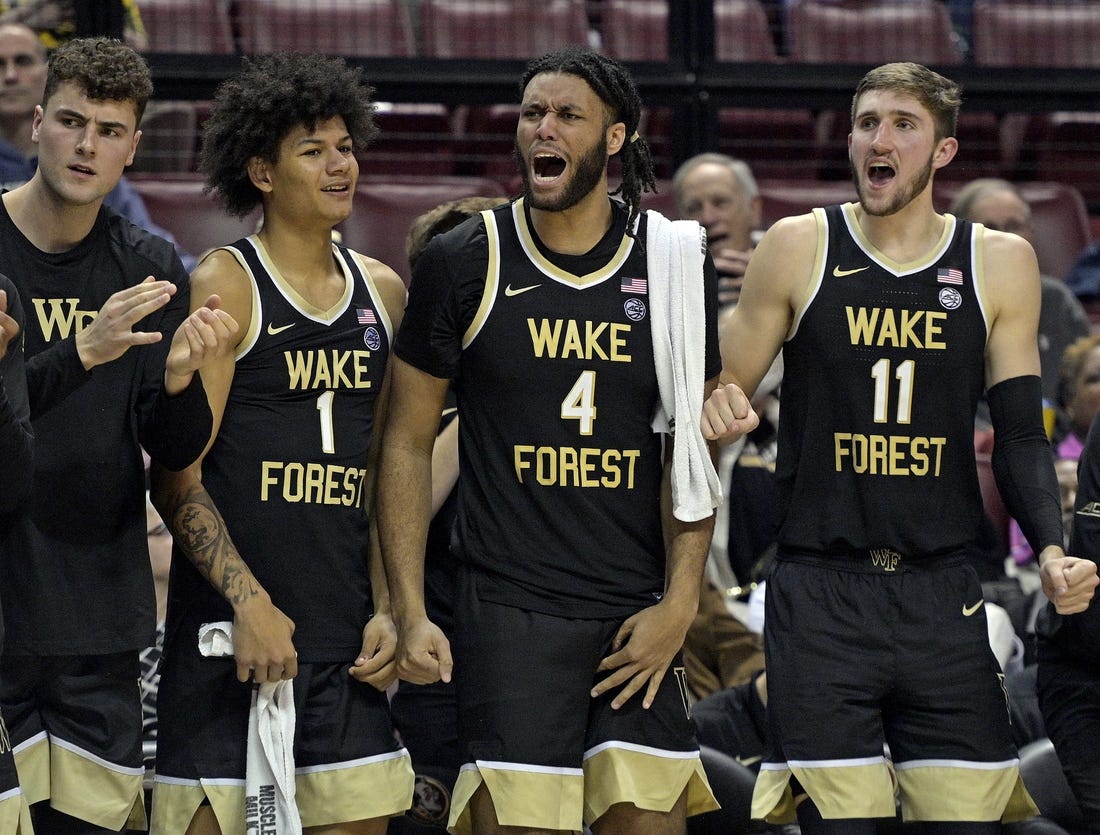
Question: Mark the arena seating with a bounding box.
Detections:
[139,0,235,54]
[420,0,590,59]
[788,0,962,65]
[234,0,416,57]
[972,1,1100,68]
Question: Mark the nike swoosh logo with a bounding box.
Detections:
[962,599,984,617]
[735,755,763,767]
[504,283,541,297]
[440,407,457,417]
[267,322,295,335]
[833,265,870,277]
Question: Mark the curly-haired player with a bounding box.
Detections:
[151,53,413,834]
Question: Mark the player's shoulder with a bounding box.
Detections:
[102,208,186,280]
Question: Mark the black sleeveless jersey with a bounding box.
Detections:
[397,199,720,619]
[167,236,392,662]
[776,204,989,556]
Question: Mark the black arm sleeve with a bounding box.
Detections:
[140,371,212,472]
[0,281,33,513]
[25,335,92,420]
[988,374,1064,555]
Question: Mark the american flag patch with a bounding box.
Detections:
[621,276,647,294]
[357,308,377,324]
[937,267,963,285]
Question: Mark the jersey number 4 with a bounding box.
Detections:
[561,370,597,436]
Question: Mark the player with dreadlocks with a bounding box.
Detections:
[377,46,722,834]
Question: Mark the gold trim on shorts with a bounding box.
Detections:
[295,749,414,827]
[448,743,719,835]
[751,756,897,822]
[12,733,48,805]
[751,755,1039,823]
[582,741,719,823]
[152,750,414,834]
[0,787,34,833]
[895,758,1038,822]
[449,761,585,835]
[14,733,145,830]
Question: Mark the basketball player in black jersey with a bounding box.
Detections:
[0,37,233,834]
[379,47,721,834]
[701,62,1099,832]
[151,55,413,833]
[0,279,31,831]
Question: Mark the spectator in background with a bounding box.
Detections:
[1054,335,1100,464]
[950,178,1090,411]
[0,0,146,49]
[673,152,762,310]
[0,21,194,268]
[673,152,771,701]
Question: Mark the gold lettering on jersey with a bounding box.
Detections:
[31,298,97,341]
[259,461,368,506]
[284,349,373,390]
[513,445,640,488]
[527,319,631,362]
[833,432,947,476]
[870,548,902,571]
[845,307,947,350]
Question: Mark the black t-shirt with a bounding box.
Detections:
[0,200,210,655]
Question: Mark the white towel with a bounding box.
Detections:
[645,210,722,522]
[197,622,302,834]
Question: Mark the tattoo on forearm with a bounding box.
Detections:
[173,485,259,606]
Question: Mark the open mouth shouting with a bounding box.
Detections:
[532,152,567,185]
[867,161,896,187]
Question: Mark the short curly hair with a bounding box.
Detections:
[200,53,379,218]
[44,37,152,125]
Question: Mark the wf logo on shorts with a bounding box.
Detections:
[870,548,902,571]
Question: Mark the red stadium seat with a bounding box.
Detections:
[130,101,198,175]
[338,175,511,285]
[235,0,416,57]
[139,0,235,54]
[367,104,458,177]
[420,0,591,59]
[1029,112,1100,209]
[599,0,776,63]
[128,174,261,258]
[715,0,780,62]
[972,1,1100,68]
[598,0,668,61]
[788,0,962,65]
